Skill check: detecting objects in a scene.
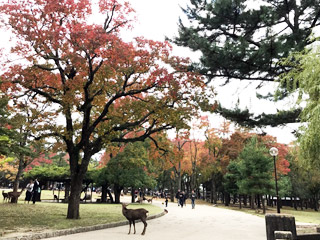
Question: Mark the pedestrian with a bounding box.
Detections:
[176,189,181,206]
[25,179,33,204]
[191,190,196,209]
[179,191,185,208]
[165,196,168,207]
[184,191,188,206]
[32,178,40,204]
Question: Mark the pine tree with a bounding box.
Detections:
[237,137,274,211]
[174,0,320,127]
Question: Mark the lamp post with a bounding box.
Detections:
[269,147,280,214]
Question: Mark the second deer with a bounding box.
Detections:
[2,190,10,202]
[121,203,148,235]
[8,188,25,203]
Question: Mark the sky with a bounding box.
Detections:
[121,0,299,144]
[0,0,299,144]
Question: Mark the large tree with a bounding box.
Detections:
[280,45,320,168]
[0,0,210,218]
[174,0,320,127]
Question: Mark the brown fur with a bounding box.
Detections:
[8,188,25,203]
[2,190,10,202]
[121,203,148,235]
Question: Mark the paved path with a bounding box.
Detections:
[46,200,266,240]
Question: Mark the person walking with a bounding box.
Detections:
[176,189,181,206]
[191,190,196,209]
[179,191,185,208]
[165,196,168,207]
[25,180,34,204]
[32,178,40,204]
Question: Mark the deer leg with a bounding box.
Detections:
[128,220,131,234]
[141,218,147,235]
[133,220,136,234]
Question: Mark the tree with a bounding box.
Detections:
[105,142,156,203]
[236,137,274,212]
[224,160,241,207]
[0,94,39,193]
[280,46,320,169]
[0,96,11,157]
[174,0,320,127]
[0,0,210,218]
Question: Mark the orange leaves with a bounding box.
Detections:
[0,0,212,172]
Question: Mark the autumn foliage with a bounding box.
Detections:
[0,0,212,218]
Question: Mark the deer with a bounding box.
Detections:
[2,190,10,202]
[146,196,154,203]
[121,203,148,235]
[8,188,25,203]
[136,197,145,204]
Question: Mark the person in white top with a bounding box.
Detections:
[25,180,34,204]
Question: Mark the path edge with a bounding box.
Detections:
[1,210,167,240]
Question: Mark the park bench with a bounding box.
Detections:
[265,214,320,240]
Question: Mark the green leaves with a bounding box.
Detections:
[105,142,156,189]
[280,46,320,168]
[235,137,274,195]
[174,0,320,127]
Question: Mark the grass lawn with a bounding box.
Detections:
[0,190,162,237]
[204,201,320,225]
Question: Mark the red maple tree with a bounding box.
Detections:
[0,0,210,218]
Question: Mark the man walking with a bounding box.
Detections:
[176,189,181,206]
[32,178,40,204]
[179,191,185,208]
[191,190,196,209]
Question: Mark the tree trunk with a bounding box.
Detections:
[239,195,242,209]
[225,192,230,206]
[262,195,266,214]
[250,194,255,209]
[101,185,107,203]
[177,161,181,190]
[257,194,261,208]
[13,155,25,193]
[314,196,318,211]
[131,187,135,203]
[211,177,217,204]
[114,185,121,204]
[293,196,297,210]
[170,183,174,202]
[67,176,83,219]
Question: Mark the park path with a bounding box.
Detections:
[45,199,266,240]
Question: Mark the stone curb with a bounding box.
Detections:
[0,211,167,240]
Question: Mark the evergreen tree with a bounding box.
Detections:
[174,0,320,127]
[237,137,274,210]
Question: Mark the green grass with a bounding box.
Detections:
[207,201,320,225]
[0,190,162,237]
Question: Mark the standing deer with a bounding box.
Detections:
[8,188,25,203]
[121,203,148,235]
[2,190,10,202]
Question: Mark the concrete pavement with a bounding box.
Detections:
[45,199,266,240]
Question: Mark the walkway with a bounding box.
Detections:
[45,200,266,240]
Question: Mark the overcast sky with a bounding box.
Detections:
[0,0,298,144]
[122,0,299,144]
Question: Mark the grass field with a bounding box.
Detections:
[208,201,320,225]
[0,189,162,237]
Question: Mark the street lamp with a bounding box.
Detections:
[269,147,280,214]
